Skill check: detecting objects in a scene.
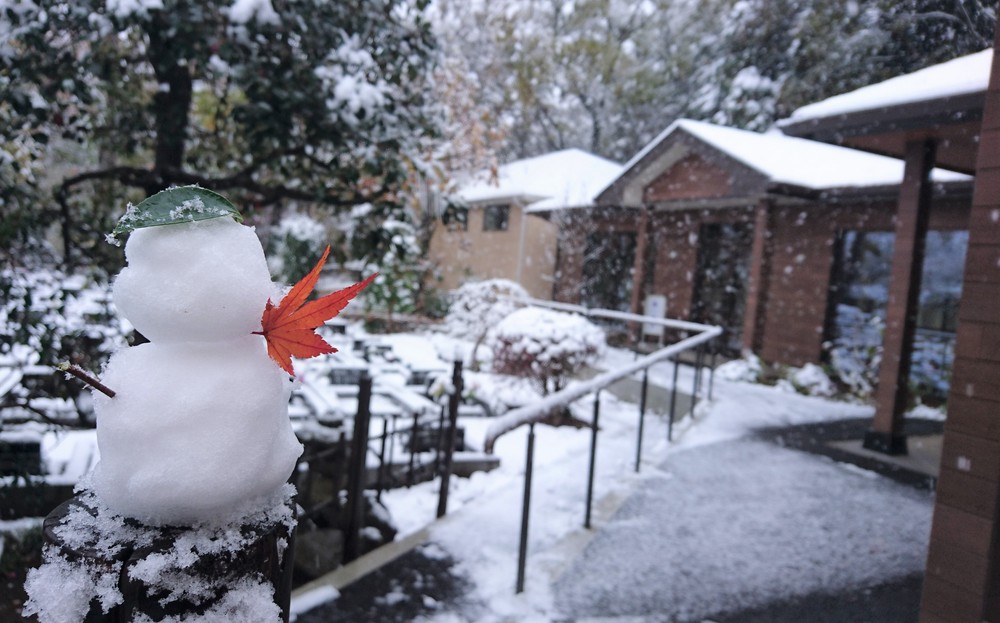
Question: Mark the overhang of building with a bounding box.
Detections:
[780,91,984,174]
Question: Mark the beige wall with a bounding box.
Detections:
[427,202,557,299]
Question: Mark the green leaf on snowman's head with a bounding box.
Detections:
[111,186,243,238]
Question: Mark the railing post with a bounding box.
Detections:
[708,344,717,401]
[694,343,705,399]
[388,414,398,486]
[407,410,419,486]
[635,368,648,473]
[515,423,536,594]
[437,359,464,519]
[668,357,680,442]
[433,403,446,476]
[343,372,372,563]
[376,417,389,502]
[584,390,601,529]
[690,344,702,418]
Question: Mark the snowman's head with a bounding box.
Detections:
[113,217,278,343]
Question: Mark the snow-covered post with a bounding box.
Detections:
[33,490,297,622]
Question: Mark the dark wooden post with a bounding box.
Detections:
[37,493,296,622]
[742,198,771,354]
[629,206,650,324]
[343,372,372,562]
[436,359,464,518]
[866,138,937,455]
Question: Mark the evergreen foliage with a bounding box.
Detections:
[0,0,442,270]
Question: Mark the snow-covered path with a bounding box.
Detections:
[552,438,934,621]
[293,369,937,623]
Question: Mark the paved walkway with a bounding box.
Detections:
[293,417,939,623]
[551,437,933,621]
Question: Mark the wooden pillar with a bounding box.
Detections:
[920,34,1000,622]
[864,139,936,455]
[630,206,650,316]
[741,198,771,354]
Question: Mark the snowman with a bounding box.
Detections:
[91,186,370,526]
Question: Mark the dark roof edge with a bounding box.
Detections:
[814,179,973,203]
[779,91,985,141]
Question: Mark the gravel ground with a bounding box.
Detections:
[551,439,935,622]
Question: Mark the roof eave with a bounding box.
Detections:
[779,91,985,141]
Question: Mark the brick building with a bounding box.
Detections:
[540,46,997,621]
[542,119,971,361]
[781,46,999,622]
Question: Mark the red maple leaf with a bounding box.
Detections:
[255,245,377,376]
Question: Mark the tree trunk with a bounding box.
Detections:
[145,22,193,197]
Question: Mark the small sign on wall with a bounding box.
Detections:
[643,295,668,343]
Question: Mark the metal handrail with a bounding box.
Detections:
[483,301,722,452]
[484,299,723,594]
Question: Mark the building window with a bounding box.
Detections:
[483,204,510,231]
[825,229,968,402]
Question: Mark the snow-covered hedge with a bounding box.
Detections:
[489,307,605,395]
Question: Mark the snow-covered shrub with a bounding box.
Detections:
[789,363,835,397]
[444,279,528,369]
[444,279,528,339]
[827,304,883,398]
[489,307,605,395]
[350,204,426,325]
[267,212,328,283]
[715,353,763,383]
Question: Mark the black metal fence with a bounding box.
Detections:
[290,361,468,567]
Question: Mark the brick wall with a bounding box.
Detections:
[552,210,640,305]
[920,41,1000,620]
[553,196,969,366]
[644,154,732,203]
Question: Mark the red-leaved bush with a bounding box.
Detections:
[489,306,605,395]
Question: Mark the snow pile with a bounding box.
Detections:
[789,362,835,397]
[489,306,605,395]
[715,352,762,382]
[24,483,294,623]
[94,216,302,525]
[227,0,280,25]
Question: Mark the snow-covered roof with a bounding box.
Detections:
[458,149,623,211]
[781,49,992,125]
[605,118,969,198]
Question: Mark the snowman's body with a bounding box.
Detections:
[93,217,302,526]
